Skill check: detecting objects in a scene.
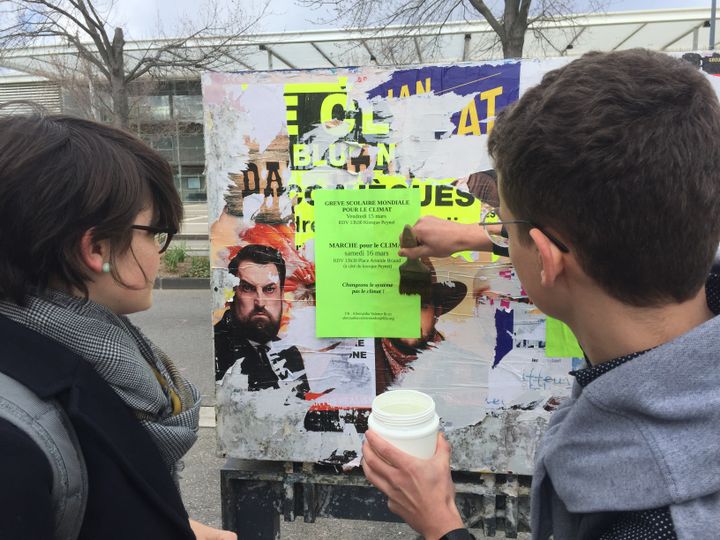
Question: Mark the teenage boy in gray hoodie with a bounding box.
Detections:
[362,49,720,540]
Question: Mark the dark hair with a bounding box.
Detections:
[0,114,182,304]
[228,244,286,288]
[488,49,720,307]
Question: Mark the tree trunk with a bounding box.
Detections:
[109,27,129,129]
[501,0,528,59]
[110,73,129,129]
[502,28,525,59]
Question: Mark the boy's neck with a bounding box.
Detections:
[568,286,713,366]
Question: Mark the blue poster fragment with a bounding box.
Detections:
[365,63,521,136]
[493,306,514,368]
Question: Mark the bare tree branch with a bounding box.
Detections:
[73,0,112,62]
[299,0,608,60]
[0,0,265,127]
[26,0,94,36]
[64,31,110,76]
[467,0,504,40]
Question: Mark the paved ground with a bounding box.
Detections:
[130,289,527,539]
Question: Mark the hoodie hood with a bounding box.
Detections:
[539,313,720,514]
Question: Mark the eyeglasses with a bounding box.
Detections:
[479,208,569,253]
[131,225,177,254]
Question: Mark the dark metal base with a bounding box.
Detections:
[221,459,530,539]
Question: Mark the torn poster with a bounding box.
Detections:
[205,60,591,473]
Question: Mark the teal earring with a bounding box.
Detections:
[102,262,111,273]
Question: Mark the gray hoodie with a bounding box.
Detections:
[531,314,720,540]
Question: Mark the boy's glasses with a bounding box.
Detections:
[479,208,570,253]
[131,225,177,253]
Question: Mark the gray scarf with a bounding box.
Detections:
[0,289,200,473]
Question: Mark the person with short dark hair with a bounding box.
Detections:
[362,49,720,540]
[215,243,308,397]
[0,114,235,539]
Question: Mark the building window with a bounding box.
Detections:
[174,94,203,122]
[178,131,205,164]
[186,176,202,190]
[176,166,206,202]
[131,80,207,204]
[136,95,171,121]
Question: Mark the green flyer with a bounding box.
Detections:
[545,316,584,358]
[314,189,421,338]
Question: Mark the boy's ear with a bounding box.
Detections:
[529,228,565,287]
[79,229,107,274]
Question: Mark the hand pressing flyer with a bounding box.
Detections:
[314,189,421,338]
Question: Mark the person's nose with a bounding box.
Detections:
[254,289,267,308]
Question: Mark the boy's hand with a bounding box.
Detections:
[362,430,463,540]
[398,216,492,259]
[189,518,237,540]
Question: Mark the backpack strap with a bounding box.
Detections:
[0,371,87,540]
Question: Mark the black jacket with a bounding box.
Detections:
[0,314,195,540]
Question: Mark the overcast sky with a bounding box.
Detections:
[112,0,711,38]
